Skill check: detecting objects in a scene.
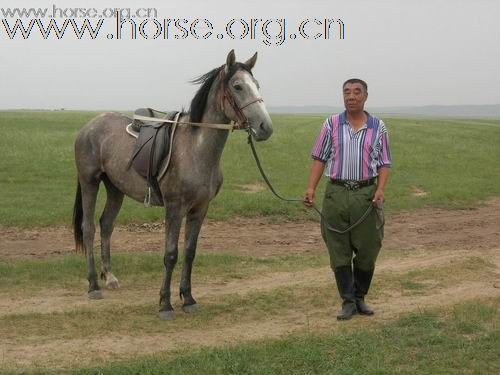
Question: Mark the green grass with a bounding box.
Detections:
[375,256,497,297]
[0,285,327,342]
[0,249,493,346]
[65,299,499,375]
[0,247,497,373]
[0,251,327,292]
[1,112,500,226]
[385,117,500,210]
[400,280,428,292]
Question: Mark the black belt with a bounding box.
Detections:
[330,178,376,190]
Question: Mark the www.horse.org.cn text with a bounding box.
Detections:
[1,13,345,46]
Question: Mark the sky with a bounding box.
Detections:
[0,0,499,110]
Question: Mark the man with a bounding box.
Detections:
[304,78,392,320]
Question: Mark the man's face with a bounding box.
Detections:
[343,82,368,112]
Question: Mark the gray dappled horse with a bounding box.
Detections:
[73,50,273,319]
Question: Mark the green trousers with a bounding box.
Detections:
[320,181,384,271]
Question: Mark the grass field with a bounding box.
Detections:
[0,111,499,374]
[0,248,498,374]
[73,301,499,375]
[0,111,499,226]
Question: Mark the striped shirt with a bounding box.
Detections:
[311,111,392,181]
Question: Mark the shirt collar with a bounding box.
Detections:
[339,110,373,129]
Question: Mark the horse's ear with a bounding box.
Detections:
[226,49,236,70]
[245,52,258,70]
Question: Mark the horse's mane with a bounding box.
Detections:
[189,63,253,123]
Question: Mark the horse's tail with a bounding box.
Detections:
[73,178,85,254]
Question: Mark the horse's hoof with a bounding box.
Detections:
[107,280,119,289]
[106,279,120,290]
[105,273,120,289]
[159,310,176,320]
[88,290,103,300]
[182,304,199,314]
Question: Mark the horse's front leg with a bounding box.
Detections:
[180,203,209,313]
[159,203,184,320]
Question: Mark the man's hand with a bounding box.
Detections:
[372,189,385,207]
[304,160,325,208]
[304,188,315,208]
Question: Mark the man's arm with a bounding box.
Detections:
[304,159,326,207]
[373,167,390,205]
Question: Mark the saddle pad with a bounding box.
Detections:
[126,123,138,138]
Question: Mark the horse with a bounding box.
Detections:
[72,50,273,319]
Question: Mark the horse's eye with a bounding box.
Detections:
[234,84,243,91]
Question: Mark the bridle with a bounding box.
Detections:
[132,65,265,132]
[219,67,373,234]
[225,65,382,233]
[219,67,264,131]
[132,64,376,232]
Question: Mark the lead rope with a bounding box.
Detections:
[246,132,377,234]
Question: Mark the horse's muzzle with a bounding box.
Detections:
[252,120,273,141]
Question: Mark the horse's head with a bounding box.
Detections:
[221,50,273,141]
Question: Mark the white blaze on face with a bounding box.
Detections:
[240,72,269,126]
[233,71,273,142]
[241,73,262,106]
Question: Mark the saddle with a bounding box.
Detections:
[127,108,179,206]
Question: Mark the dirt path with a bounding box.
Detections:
[1,246,498,370]
[1,199,500,261]
[1,200,500,370]
[0,248,495,317]
[7,276,498,371]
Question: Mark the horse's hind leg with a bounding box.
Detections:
[180,203,209,313]
[159,202,184,320]
[80,177,102,299]
[100,176,124,290]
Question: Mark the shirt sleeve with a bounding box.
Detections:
[376,121,392,168]
[311,117,333,162]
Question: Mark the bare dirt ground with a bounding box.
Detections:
[0,199,499,371]
[1,198,500,261]
[1,246,498,371]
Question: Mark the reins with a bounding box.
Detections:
[245,131,377,234]
[132,65,377,233]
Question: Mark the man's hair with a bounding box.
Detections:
[343,78,368,92]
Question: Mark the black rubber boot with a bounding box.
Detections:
[354,268,375,316]
[334,266,357,320]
